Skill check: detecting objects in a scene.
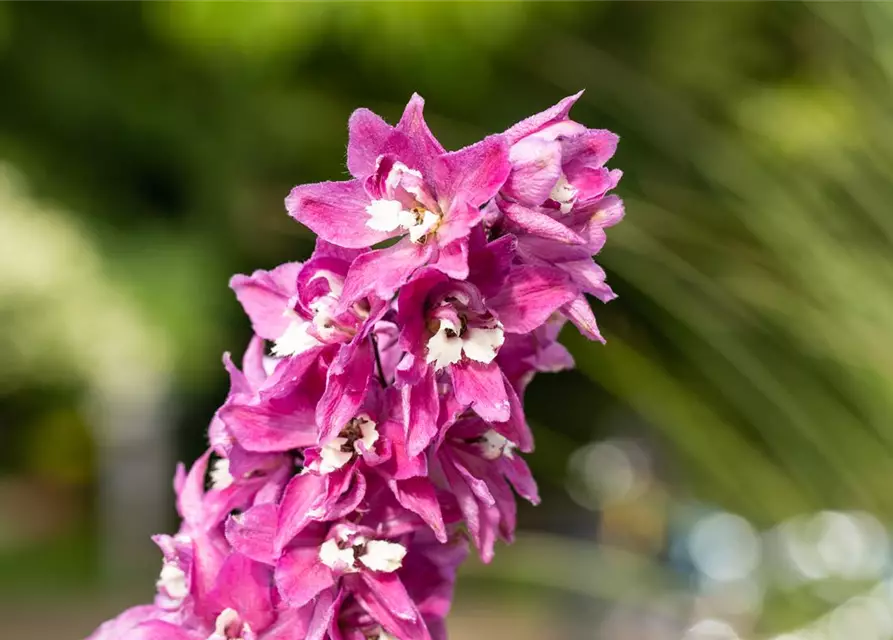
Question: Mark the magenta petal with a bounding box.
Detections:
[207,553,274,633]
[501,455,541,505]
[226,503,278,565]
[390,477,447,542]
[221,403,317,453]
[286,179,388,249]
[467,232,516,297]
[491,374,534,453]
[403,366,439,457]
[439,456,490,562]
[128,621,197,640]
[396,271,447,354]
[451,361,510,423]
[488,265,577,334]
[275,473,325,555]
[397,93,446,163]
[381,416,428,480]
[347,108,394,178]
[176,450,210,527]
[191,531,226,615]
[258,603,315,640]
[316,339,374,443]
[432,238,469,280]
[563,293,604,343]
[502,137,563,206]
[360,571,418,621]
[503,91,584,145]
[340,238,433,308]
[502,202,585,245]
[85,605,163,640]
[323,469,367,521]
[305,587,339,640]
[230,262,302,341]
[433,135,511,208]
[561,259,616,302]
[275,546,336,608]
[353,577,430,640]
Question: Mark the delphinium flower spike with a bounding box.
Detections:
[88,91,623,640]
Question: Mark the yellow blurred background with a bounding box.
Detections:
[2,3,893,639]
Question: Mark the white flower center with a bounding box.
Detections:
[357,540,407,573]
[549,173,578,214]
[426,319,504,370]
[156,563,188,603]
[319,536,405,575]
[208,608,250,640]
[272,317,322,357]
[209,458,234,490]
[366,199,440,243]
[479,429,516,460]
[319,538,359,572]
[318,414,378,474]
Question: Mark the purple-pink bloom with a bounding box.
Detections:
[88,92,623,640]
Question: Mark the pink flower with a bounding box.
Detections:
[89,92,624,640]
[395,251,575,447]
[286,95,511,305]
[434,415,539,563]
[496,92,625,342]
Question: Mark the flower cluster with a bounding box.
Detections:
[88,92,623,640]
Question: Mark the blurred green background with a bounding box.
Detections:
[2,2,892,639]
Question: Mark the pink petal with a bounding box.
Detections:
[258,603,315,640]
[221,403,317,453]
[347,108,394,178]
[402,366,440,457]
[286,179,389,249]
[316,339,374,443]
[562,128,619,169]
[450,361,510,423]
[431,237,469,280]
[191,531,226,615]
[435,200,483,247]
[323,468,367,521]
[492,375,534,453]
[397,93,446,167]
[360,571,418,621]
[502,137,563,206]
[230,262,302,341]
[502,202,585,245]
[275,473,326,555]
[396,271,447,355]
[380,416,428,480]
[275,546,336,608]
[467,232,516,297]
[389,477,447,542]
[206,553,275,633]
[353,578,430,640]
[433,135,510,208]
[128,621,197,640]
[339,238,433,308]
[176,450,210,527]
[562,293,604,343]
[500,455,541,505]
[305,587,339,640]
[560,259,616,302]
[85,605,163,640]
[240,334,269,390]
[488,265,577,334]
[503,91,584,145]
[439,455,491,563]
[226,503,279,565]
